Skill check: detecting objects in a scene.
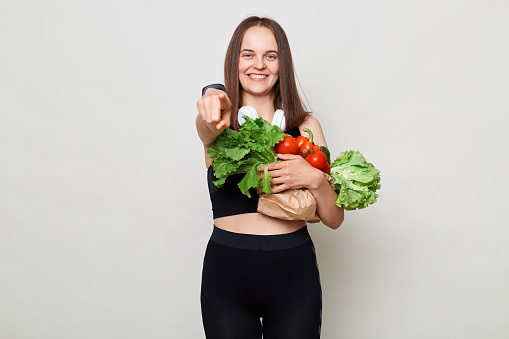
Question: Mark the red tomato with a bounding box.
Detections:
[276,135,299,155]
[299,140,314,157]
[306,151,327,170]
[323,162,331,175]
[295,135,308,148]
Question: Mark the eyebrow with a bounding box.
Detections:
[240,49,278,54]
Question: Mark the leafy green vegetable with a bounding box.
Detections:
[330,150,381,210]
[207,116,285,198]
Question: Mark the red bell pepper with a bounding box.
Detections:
[295,128,330,172]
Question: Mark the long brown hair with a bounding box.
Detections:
[224,16,310,131]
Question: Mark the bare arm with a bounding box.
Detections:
[307,167,344,229]
[299,116,344,228]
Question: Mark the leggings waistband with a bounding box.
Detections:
[210,225,311,251]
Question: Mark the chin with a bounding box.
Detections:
[245,87,274,96]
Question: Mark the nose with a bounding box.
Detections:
[253,57,266,70]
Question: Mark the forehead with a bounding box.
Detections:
[240,26,278,51]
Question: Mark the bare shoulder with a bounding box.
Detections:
[299,115,328,147]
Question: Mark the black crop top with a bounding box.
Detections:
[207,126,302,218]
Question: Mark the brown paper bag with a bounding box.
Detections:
[257,173,335,223]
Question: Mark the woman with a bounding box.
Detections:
[196,16,344,339]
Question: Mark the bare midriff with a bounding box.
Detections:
[213,213,307,235]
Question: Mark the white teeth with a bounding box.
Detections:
[251,74,267,79]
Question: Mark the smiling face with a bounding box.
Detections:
[238,26,279,100]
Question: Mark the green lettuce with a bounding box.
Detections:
[330,150,381,210]
[207,116,285,198]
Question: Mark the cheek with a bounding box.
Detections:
[272,62,279,77]
[238,61,249,74]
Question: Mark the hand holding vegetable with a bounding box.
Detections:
[258,153,323,194]
[276,130,381,210]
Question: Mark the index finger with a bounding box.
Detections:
[277,153,301,160]
[218,92,231,110]
[209,96,222,122]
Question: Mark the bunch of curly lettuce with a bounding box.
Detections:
[330,150,381,210]
[207,116,285,198]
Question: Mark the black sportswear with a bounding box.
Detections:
[202,83,227,96]
[201,226,322,339]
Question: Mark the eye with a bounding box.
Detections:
[241,53,253,59]
[266,54,278,60]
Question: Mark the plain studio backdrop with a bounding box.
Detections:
[1,0,508,338]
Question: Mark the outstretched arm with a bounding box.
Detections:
[196,87,232,167]
[196,88,231,145]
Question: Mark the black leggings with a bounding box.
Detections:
[200,226,322,339]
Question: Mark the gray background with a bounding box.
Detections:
[1,0,508,338]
